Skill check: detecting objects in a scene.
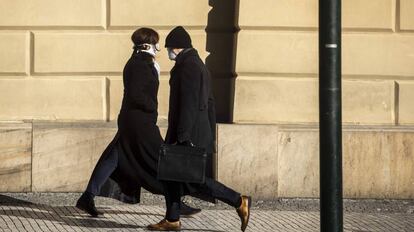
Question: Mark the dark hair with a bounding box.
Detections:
[131,28,159,48]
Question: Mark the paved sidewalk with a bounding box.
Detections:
[0,204,413,232]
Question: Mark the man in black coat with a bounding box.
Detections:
[164,36,216,178]
[147,26,252,232]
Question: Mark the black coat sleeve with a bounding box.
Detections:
[124,63,156,113]
[177,62,201,142]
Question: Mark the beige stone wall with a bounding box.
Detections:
[217,124,414,199]
[235,0,414,125]
[0,123,32,192]
[2,121,412,199]
[1,0,413,125]
[0,0,210,121]
[0,1,413,199]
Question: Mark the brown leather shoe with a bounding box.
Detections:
[147,219,181,231]
[236,196,252,232]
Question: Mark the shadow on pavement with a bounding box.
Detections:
[0,206,144,229]
[0,194,35,205]
[0,195,226,231]
[100,209,163,217]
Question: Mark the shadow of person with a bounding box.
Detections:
[0,194,35,205]
[206,0,239,123]
[0,204,228,231]
[0,205,144,229]
[0,193,230,231]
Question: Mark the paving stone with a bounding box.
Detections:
[0,204,412,231]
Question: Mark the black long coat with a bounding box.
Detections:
[165,48,216,177]
[92,49,216,204]
[92,51,165,203]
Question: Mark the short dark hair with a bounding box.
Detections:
[131,28,159,46]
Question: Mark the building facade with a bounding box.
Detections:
[0,0,413,199]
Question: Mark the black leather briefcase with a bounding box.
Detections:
[157,143,207,184]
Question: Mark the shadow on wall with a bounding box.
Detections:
[206,0,240,123]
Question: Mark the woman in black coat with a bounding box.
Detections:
[76,28,165,216]
[148,26,251,232]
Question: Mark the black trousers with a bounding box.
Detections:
[163,178,241,221]
[85,145,119,196]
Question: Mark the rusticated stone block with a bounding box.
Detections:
[32,122,117,192]
[239,0,393,30]
[0,33,27,74]
[0,0,103,27]
[277,126,414,199]
[110,0,210,27]
[0,79,105,121]
[0,123,32,192]
[398,81,414,125]
[34,31,207,74]
[236,32,414,77]
[217,124,279,199]
[277,128,319,197]
[400,0,414,31]
[234,78,395,125]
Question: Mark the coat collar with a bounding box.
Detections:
[132,51,159,78]
[175,48,198,65]
[132,50,154,64]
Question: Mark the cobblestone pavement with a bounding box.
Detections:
[0,204,413,232]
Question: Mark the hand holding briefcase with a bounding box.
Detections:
[157,143,207,184]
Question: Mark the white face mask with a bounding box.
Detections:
[167,48,177,61]
[138,43,160,57]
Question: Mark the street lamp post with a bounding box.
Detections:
[319,0,343,231]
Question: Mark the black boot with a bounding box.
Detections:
[180,201,201,217]
[76,192,103,217]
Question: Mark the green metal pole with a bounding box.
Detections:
[319,0,343,231]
